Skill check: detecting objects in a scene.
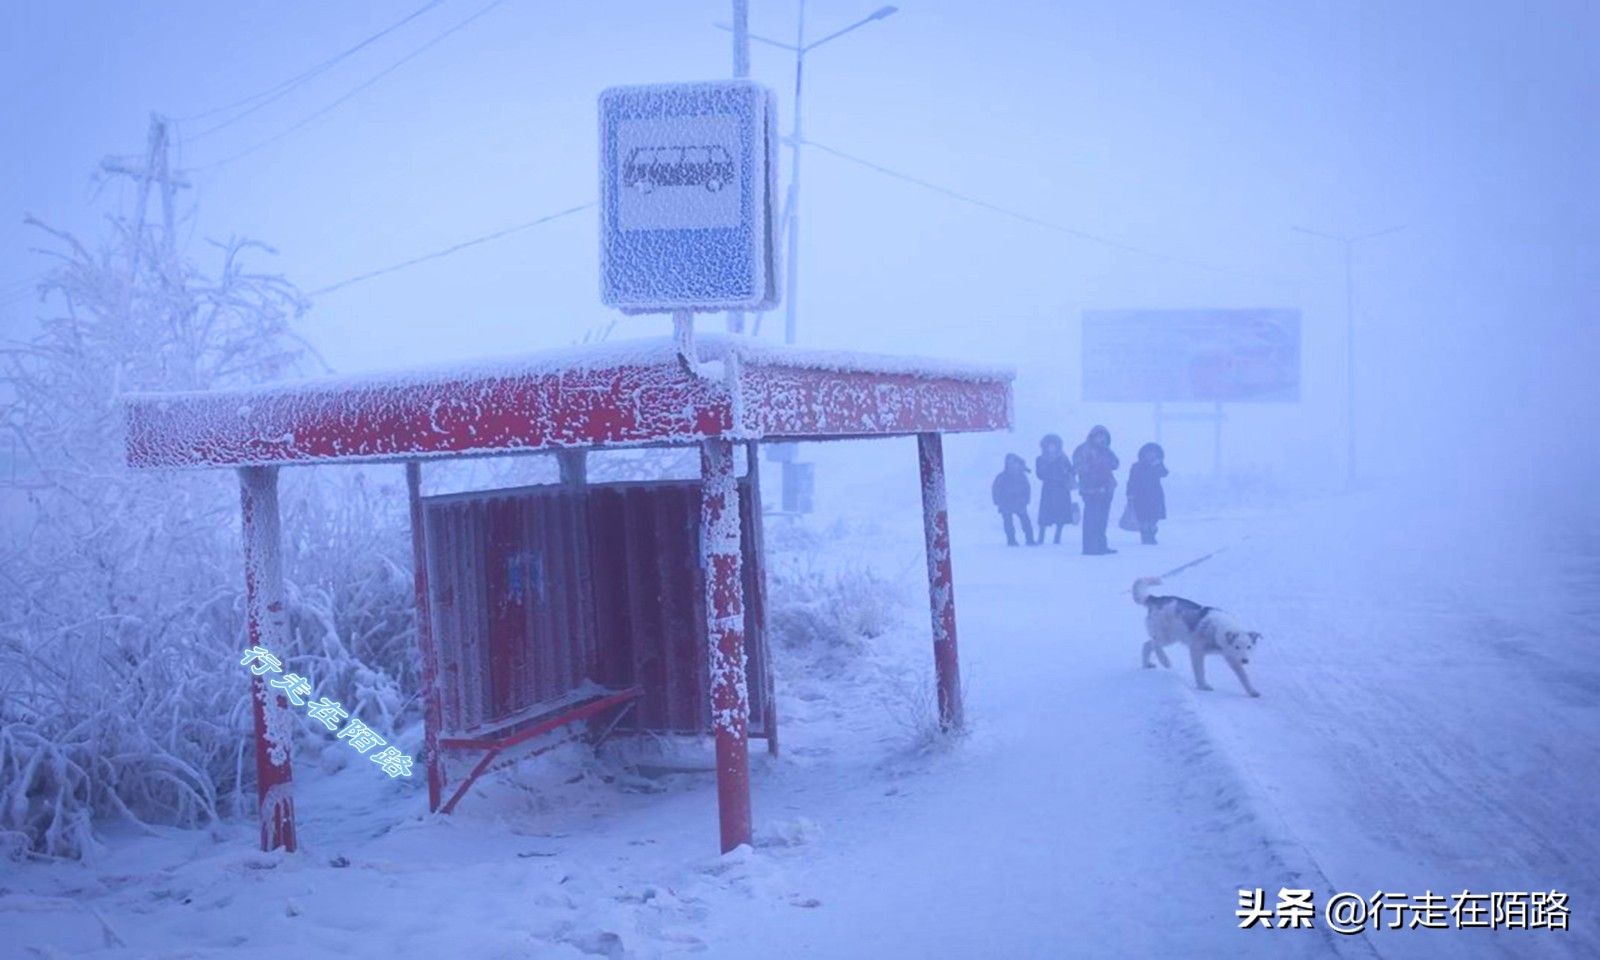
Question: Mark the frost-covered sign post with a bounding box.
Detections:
[599,79,778,853]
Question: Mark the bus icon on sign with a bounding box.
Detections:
[625,145,736,194]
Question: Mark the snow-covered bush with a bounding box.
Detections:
[879,665,969,754]
[0,211,415,860]
[278,467,418,733]
[761,519,966,753]
[765,546,907,670]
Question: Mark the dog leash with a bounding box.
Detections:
[1158,540,1241,580]
[1112,535,1252,600]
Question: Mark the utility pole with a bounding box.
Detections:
[783,0,807,346]
[101,114,188,364]
[712,5,897,517]
[715,5,898,345]
[725,0,750,335]
[102,114,187,258]
[99,114,192,391]
[1291,223,1405,490]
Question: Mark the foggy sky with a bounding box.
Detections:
[2,0,1595,500]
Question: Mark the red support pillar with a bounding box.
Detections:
[701,438,752,853]
[406,462,445,813]
[917,433,964,732]
[239,465,297,852]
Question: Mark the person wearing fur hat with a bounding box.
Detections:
[1034,433,1076,544]
[1072,425,1120,555]
[991,453,1036,546]
[1126,441,1169,544]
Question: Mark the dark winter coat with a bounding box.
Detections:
[991,454,1031,512]
[1127,459,1168,523]
[1071,426,1120,497]
[1035,449,1075,526]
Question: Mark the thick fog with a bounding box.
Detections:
[4,0,1595,527]
[3,4,1599,955]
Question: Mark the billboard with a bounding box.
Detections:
[599,80,779,314]
[1081,309,1301,403]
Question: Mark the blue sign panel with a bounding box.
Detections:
[599,80,779,314]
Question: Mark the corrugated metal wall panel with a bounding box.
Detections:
[427,488,594,735]
[426,477,769,739]
[461,498,489,730]
[485,496,523,721]
[586,480,767,737]
[521,491,594,703]
[588,489,632,695]
[590,484,700,731]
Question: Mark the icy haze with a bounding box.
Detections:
[1,1,1596,959]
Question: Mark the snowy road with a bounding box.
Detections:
[702,506,1348,959]
[1185,496,1600,960]
[1,490,1591,959]
[705,490,1597,959]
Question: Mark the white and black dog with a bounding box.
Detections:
[1132,577,1261,697]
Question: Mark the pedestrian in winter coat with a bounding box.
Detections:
[1126,442,1169,545]
[1072,425,1120,555]
[991,453,1036,546]
[1035,433,1076,544]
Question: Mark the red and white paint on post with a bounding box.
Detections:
[239,466,297,852]
[406,462,445,813]
[700,438,752,853]
[917,433,964,732]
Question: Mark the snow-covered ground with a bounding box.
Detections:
[2,481,1593,959]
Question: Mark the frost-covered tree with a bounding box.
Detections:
[0,176,412,860]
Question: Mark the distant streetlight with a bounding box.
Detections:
[717,3,899,345]
[1291,223,1406,490]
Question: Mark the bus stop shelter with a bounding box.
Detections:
[122,334,1013,854]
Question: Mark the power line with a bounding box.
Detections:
[190,0,513,173]
[805,138,1284,281]
[306,201,596,297]
[178,0,449,139]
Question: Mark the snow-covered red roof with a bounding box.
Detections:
[122,334,1014,469]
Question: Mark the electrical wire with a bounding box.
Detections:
[806,138,1286,281]
[305,201,596,297]
[173,0,448,130]
[189,0,512,173]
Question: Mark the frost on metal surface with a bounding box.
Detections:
[917,434,964,732]
[239,466,297,850]
[700,440,748,736]
[599,82,780,313]
[699,438,752,853]
[742,366,1010,439]
[122,336,1014,470]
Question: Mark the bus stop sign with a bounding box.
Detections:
[599,80,780,314]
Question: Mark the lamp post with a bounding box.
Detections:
[717,4,899,345]
[1291,223,1405,490]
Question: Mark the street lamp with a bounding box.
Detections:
[717,3,899,345]
[1291,223,1406,490]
